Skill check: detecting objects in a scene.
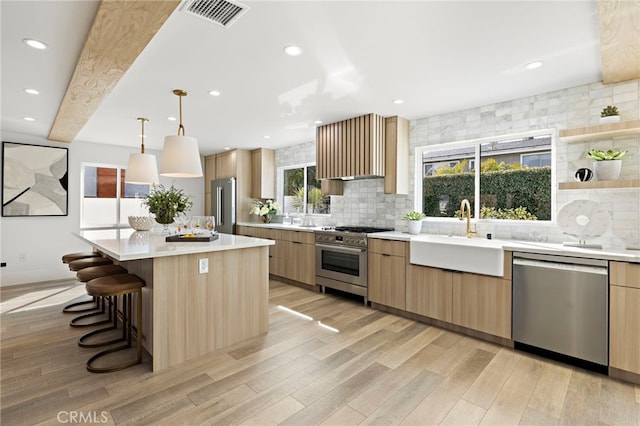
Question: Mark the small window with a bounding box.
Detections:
[81,164,150,228]
[281,164,330,214]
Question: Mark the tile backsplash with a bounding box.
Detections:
[276,79,640,249]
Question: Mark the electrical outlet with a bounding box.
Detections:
[198,258,208,274]
[18,253,26,262]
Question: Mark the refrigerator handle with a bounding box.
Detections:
[216,186,223,226]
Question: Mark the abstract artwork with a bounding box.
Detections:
[2,142,68,216]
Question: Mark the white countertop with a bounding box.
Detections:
[235,225,640,263]
[236,222,322,232]
[76,229,274,261]
[369,231,640,263]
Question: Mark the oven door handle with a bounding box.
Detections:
[315,243,366,254]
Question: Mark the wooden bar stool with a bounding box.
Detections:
[83,274,145,373]
[70,264,128,328]
[61,252,103,313]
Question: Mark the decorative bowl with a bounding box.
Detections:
[128,216,155,231]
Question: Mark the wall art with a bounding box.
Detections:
[2,141,68,216]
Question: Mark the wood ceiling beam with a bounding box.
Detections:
[48,0,180,143]
[597,0,640,84]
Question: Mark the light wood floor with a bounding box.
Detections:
[1,279,639,425]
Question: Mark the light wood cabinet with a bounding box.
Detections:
[406,264,453,322]
[452,272,511,339]
[316,113,385,179]
[204,150,251,223]
[237,226,283,276]
[405,251,512,338]
[609,261,640,376]
[251,148,275,199]
[239,226,315,286]
[384,116,409,195]
[368,239,407,310]
[321,179,344,196]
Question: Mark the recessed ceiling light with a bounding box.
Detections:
[525,61,543,70]
[224,147,231,150]
[209,90,221,96]
[283,45,303,56]
[23,116,35,121]
[24,88,40,95]
[168,116,177,121]
[393,99,404,104]
[314,120,323,125]
[264,135,271,139]
[23,38,47,50]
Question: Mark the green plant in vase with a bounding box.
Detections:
[143,184,193,232]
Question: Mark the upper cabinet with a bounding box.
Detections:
[384,116,409,195]
[251,148,275,199]
[316,113,386,180]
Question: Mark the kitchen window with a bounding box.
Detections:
[281,163,330,214]
[416,130,553,221]
[81,163,150,228]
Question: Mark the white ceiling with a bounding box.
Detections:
[1,1,602,156]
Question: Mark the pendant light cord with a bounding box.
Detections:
[177,90,186,136]
[137,117,149,154]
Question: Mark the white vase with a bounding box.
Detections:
[407,220,422,235]
[593,160,622,181]
[599,116,620,124]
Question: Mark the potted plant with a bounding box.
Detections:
[599,105,620,124]
[142,184,193,233]
[250,199,280,223]
[587,149,626,181]
[403,211,425,235]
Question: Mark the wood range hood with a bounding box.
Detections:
[316,114,409,194]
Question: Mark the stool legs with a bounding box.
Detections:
[70,296,111,328]
[86,289,143,373]
[78,296,123,348]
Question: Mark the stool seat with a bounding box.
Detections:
[86,274,144,297]
[77,264,127,282]
[62,252,101,264]
[68,256,112,271]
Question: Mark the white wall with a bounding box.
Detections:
[0,132,204,286]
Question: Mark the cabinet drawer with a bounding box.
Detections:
[610,262,640,289]
[281,230,315,244]
[369,239,406,257]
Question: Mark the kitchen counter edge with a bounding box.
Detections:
[368,232,640,263]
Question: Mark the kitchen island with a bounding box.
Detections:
[75,229,274,371]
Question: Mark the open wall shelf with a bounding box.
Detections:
[559,120,640,143]
[558,180,640,190]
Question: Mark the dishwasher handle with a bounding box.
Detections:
[513,257,608,275]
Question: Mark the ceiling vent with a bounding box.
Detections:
[180,0,249,28]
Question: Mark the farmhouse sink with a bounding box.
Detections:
[410,234,505,277]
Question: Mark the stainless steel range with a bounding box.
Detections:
[315,226,393,304]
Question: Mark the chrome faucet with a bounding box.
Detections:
[460,199,477,238]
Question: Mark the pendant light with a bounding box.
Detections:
[125,117,159,184]
[159,89,203,178]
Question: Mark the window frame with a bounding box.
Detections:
[414,129,556,223]
[80,162,150,229]
[278,162,329,215]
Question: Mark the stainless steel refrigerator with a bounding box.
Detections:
[211,177,236,234]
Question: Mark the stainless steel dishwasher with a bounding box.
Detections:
[513,252,608,372]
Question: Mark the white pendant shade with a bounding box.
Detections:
[125,152,159,184]
[159,135,203,178]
